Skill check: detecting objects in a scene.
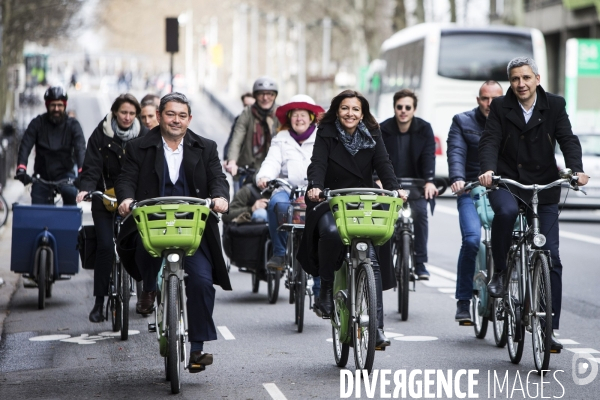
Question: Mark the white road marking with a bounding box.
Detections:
[29,334,71,342]
[427,265,458,281]
[565,348,600,354]
[263,383,288,400]
[558,339,580,345]
[438,288,455,294]
[217,326,235,340]
[98,330,140,337]
[394,336,438,341]
[560,230,600,245]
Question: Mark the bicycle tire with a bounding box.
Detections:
[472,290,489,339]
[288,239,295,305]
[37,249,47,310]
[121,266,131,341]
[397,234,410,321]
[492,297,507,348]
[115,264,123,333]
[353,262,377,373]
[110,262,121,333]
[46,253,53,299]
[167,275,181,394]
[0,194,8,227]
[267,269,280,304]
[295,267,306,333]
[506,255,525,364]
[251,272,260,293]
[531,253,553,374]
[332,290,349,367]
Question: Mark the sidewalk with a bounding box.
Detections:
[0,179,31,339]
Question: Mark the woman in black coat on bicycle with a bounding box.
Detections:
[76,93,148,322]
[299,90,407,347]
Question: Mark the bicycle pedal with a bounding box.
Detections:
[188,363,206,373]
[375,346,386,351]
[321,314,331,320]
[148,322,156,333]
[550,349,561,354]
[459,321,474,326]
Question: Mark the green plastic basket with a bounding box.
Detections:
[132,203,210,257]
[328,194,403,246]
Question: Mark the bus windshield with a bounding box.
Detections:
[438,32,534,81]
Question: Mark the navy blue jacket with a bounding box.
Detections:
[447,107,486,184]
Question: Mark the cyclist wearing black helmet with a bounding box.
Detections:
[15,86,86,205]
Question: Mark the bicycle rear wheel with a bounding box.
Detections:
[167,275,182,394]
[37,249,48,310]
[120,266,131,340]
[506,256,524,364]
[531,253,553,374]
[0,194,8,227]
[397,235,411,321]
[353,262,377,373]
[295,266,306,333]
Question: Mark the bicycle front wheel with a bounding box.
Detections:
[397,235,410,321]
[37,249,48,310]
[531,253,553,374]
[267,269,280,304]
[0,194,8,227]
[492,297,507,348]
[167,275,182,394]
[506,255,525,364]
[120,266,131,340]
[113,264,122,333]
[353,262,377,373]
[295,266,306,333]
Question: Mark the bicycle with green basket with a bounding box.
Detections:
[324,187,402,373]
[130,195,213,394]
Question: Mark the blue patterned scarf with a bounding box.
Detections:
[335,119,376,156]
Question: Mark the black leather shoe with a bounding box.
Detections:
[488,271,506,298]
[266,255,285,270]
[188,351,213,373]
[375,329,391,348]
[319,280,334,317]
[89,303,105,323]
[455,300,472,322]
[136,290,156,315]
[550,335,563,354]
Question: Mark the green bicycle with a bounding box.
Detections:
[325,188,402,373]
[131,196,212,394]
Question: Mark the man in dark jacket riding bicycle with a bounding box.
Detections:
[15,86,86,205]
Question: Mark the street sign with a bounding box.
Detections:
[565,38,600,132]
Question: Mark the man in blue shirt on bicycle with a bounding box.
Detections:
[479,57,589,352]
[447,81,503,323]
[116,92,231,372]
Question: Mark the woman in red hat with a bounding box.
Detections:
[255,94,324,272]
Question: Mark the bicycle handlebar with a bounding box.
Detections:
[31,175,75,186]
[322,187,399,199]
[83,190,117,203]
[492,175,580,192]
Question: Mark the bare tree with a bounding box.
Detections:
[393,0,407,32]
[415,0,425,23]
[449,0,457,22]
[0,0,82,122]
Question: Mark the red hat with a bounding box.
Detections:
[275,94,324,125]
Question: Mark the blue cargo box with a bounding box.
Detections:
[11,204,82,275]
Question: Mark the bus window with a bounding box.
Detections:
[438,32,534,82]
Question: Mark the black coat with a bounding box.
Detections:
[115,127,232,290]
[78,117,148,212]
[17,113,86,180]
[479,86,583,204]
[380,116,436,183]
[297,123,400,290]
[447,107,486,184]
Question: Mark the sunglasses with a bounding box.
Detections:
[396,105,412,111]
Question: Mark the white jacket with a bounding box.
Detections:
[255,129,316,187]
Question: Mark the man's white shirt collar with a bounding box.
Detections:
[519,95,537,124]
[162,138,184,184]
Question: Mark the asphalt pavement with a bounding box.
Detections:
[1,92,599,399]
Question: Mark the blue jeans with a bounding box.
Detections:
[252,208,267,222]
[31,173,77,205]
[267,190,289,257]
[455,193,481,301]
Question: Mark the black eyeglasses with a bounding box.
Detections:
[396,105,412,111]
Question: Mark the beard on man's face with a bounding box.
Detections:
[48,110,66,124]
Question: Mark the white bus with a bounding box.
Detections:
[376,23,548,180]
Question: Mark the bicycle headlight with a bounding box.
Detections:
[356,242,368,252]
[167,253,180,263]
[401,208,412,218]
[533,234,546,247]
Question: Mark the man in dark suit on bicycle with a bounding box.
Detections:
[116,92,231,371]
[478,57,588,352]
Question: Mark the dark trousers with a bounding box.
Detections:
[31,173,77,205]
[135,236,217,342]
[489,188,562,329]
[92,205,115,297]
[316,211,385,329]
[409,198,428,264]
